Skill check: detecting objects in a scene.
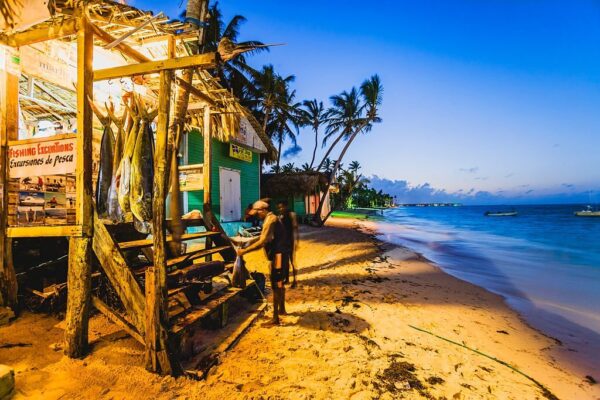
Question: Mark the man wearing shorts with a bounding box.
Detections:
[237,200,289,325]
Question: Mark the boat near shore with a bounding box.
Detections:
[575,206,600,217]
[484,211,518,217]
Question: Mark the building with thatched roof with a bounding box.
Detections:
[261,172,331,220]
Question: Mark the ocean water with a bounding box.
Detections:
[376,205,600,363]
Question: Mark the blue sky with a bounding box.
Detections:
[135,0,600,204]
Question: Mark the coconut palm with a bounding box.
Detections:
[250,65,296,134]
[300,99,327,170]
[314,75,383,225]
[267,85,303,170]
[181,1,268,104]
[316,88,363,171]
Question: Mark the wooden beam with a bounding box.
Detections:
[92,213,146,335]
[203,106,212,205]
[7,225,83,238]
[174,76,215,107]
[145,45,178,375]
[94,52,217,81]
[0,49,19,309]
[0,17,78,47]
[88,19,149,63]
[64,15,93,359]
[92,296,144,345]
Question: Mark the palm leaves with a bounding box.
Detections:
[300,99,327,170]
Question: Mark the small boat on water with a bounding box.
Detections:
[574,205,600,217]
[484,211,518,217]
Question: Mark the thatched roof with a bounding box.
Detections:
[1,0,276,155]
[261,172,329,197]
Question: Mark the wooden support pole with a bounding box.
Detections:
[64,14,94,358]
[0,48,19,309]
[93,53,216,82]
[203,105,212,206]
[146,40,179,375]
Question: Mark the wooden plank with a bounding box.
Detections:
[94,53,217,82]
[145,52,177,375]
[166,246,230,268]
[0,18,78,47]
[92,213,146,335]
[0,49,19,309]
[170,285,254,335]
[92,296,144,345]
[7,225,83,238]
[64,16,94,358]
[118,231,219,250]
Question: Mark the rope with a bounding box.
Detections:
[408,324,559,400]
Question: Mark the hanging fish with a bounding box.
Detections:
[116,102,141,214]
[129,119,154,223]
[96,125,115,218]
[107,107,127,221]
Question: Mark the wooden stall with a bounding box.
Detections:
[0,0,267,376]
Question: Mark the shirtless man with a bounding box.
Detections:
[237,200,289,325]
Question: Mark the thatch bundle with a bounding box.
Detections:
[261,172,329,198]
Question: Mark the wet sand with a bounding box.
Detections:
[0,218,598,399]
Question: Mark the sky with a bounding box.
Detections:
[135,0,600,204]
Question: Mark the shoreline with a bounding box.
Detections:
[0,217,598,399]
[359,217,600,379]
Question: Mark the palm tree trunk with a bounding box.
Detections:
[316,131,345,171]
[308,127,318,169]
[314,124,365,226]
[276,132,283,171]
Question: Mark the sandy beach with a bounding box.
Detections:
[1,218,598,399]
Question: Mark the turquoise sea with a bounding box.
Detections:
[376,204,600,369]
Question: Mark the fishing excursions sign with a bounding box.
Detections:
[8,137,76,178]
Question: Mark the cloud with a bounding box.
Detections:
[459,167,479,173]
[282,144,302,158]
[562,183,574,189]
[504,173,514,178]
[474,176,488,181]
[368,175,599,205]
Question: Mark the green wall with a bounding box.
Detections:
[186,129,260,222]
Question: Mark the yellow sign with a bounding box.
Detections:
[229,144,252,163]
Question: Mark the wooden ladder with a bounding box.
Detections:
[90,208,257,361]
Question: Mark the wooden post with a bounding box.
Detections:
[64,14,94,358]
[145,36,178,375]
[203,106,211,206]
[0,47,19,309]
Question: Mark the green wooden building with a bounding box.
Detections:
[178,113,276,236]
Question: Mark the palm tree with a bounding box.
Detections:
[300,99,327,169]
[267,86,303,170]
[1,0,21,29]
[314,75,383,225]
[316,88,362,171]
[250,65,296,135]
[182,1,268,103]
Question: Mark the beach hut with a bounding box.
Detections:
[178,108,277,236]
[0,0,273,376]
[261,171,331,221]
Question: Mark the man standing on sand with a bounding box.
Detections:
[277,200,299,288]
[237,200,289,325]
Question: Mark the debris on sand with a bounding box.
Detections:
[375,360,433,398]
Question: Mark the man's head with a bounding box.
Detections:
[248,200,270,220]
[277,200,289,214]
